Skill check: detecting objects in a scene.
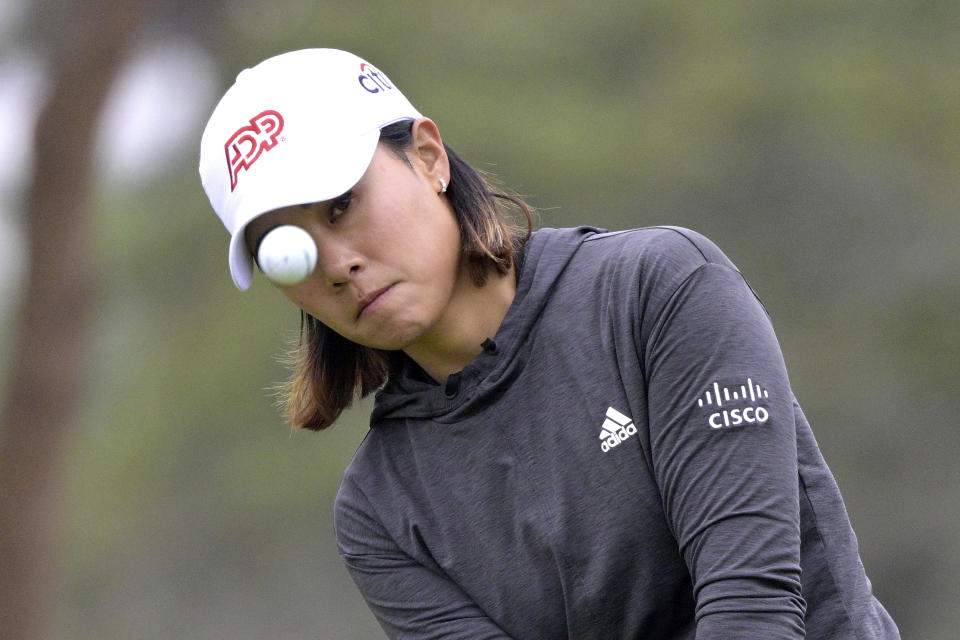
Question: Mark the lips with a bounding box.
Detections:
[357,285,393,318]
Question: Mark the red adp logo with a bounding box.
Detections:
[224,110,284,191]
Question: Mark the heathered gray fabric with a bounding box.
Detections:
[334,226,900,640]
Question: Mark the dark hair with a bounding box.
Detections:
[281,120,533,431]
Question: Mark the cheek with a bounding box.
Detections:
[275,282,302,305]
[432,233,463,276]
[278,285,323,321]
[372,202,462,270]
[401,227,461,285]
[433,221,464,271]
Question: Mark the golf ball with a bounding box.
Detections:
[257,225,318,285]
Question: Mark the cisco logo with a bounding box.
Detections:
[697,378,770,429]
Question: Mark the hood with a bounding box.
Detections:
[371,226,603,425]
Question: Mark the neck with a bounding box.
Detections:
[403,264,516,384]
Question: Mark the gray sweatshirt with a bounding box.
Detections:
[335,226,900,639]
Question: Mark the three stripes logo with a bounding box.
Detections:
[599,407,637,453]
[697,378,771,429]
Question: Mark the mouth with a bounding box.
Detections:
[356,285,393,319]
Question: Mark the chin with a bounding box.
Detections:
[354,326,426,352]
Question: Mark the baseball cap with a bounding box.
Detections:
[199,48,423,290]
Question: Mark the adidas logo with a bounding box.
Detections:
[697,378,771,429]
[599,407,637,453]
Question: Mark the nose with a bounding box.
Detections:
[314,234,364,287]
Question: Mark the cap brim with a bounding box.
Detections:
[226,128,381,290]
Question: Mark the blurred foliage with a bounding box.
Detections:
[2,1,957,638]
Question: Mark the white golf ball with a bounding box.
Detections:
[257,225,318,285]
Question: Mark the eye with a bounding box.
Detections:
[246,226,272,264]
[328,191,352,223]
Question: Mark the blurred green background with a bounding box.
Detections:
[1,1,958,638]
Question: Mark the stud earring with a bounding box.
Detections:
[439,178,448,194]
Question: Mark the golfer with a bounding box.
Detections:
[199,48,900,639]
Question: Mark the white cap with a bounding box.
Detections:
[199,48,423,290]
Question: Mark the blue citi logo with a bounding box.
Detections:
[698,378,770,429]
[357,62,395,94]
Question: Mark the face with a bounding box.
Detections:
[244,128,465,352]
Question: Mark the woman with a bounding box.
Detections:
[200,48,900,639]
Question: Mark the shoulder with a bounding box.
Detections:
[335,423,414,515]
[581,225,736,271]
[334,430,390,545]
[526,225,734,277]
[564,225,741,298]
[334,428,381,515]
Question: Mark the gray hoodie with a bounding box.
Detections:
[335,226,900,639]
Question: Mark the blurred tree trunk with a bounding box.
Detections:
[0,1,146,638]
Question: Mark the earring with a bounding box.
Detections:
[439,178,448,194]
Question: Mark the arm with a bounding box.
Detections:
[335,477,514,640]
[643,244,806,638]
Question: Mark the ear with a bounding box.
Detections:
[409,118,449,187]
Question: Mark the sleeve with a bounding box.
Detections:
[334,477,515,640]
[642,251,806,638]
